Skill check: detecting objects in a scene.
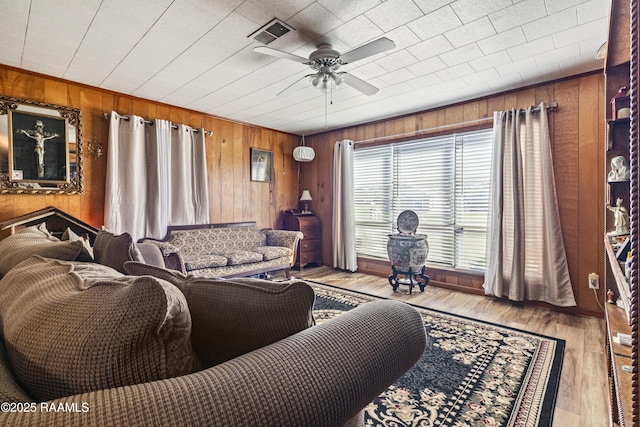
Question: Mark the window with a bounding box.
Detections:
[353,128,493,272]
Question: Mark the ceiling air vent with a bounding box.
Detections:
[249,19,293,45]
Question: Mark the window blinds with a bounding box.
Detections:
[353,128,493,272]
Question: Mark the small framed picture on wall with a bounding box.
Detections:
[250,148,273,182]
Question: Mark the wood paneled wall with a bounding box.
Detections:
[302,71,605,317]
[0,66,301,236]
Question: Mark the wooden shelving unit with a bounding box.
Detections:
[605,236,631,319]
[605,299,634,426]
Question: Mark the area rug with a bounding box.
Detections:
[308,280,565,427]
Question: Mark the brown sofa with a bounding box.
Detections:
[141,222,303,278]
[0,225,428,426]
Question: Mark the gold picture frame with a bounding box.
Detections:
[0,95,83,194]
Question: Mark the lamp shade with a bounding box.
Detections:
[293,145,315,162]
[300,190,312,201]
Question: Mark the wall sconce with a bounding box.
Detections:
[86,136,103,159]
[300,190,312,214]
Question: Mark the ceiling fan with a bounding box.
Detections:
[254,37,396,96]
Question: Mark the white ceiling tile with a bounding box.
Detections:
[438,44,483,67]
[327,15,384,48]
[287,3,343,37]
[0,0,611,135]
[544,0,582,15]
[507,35,554,61]
[495,57,537,76]
[522,7,578,41]
[435,63,474,81]
[375,50,418,71]
[450,0,512,24]
[346,61,388,80]
[236,0,313,24]
[469,50,511,71]
[535,44,581,66]
[489,0,548,33]
[63,66,109,87]
[407,72,443,89]
[476,27,526,55]
[318,0,381,22]
[553,18,607,48]
[519,62,561,83]
[407,35,454,61]
[444,17,496,48]
[77,0,167,57]
[486,73,524,91]
[412,0,455,15]
[382,26,422,50]
[0,45,23,68]
[184,0,244,19]
[21,57,66,78]
[407,6,462,41]
[365,0,424,33]
[377,68,416,85]
[578,0,611,24]
[580,36,607,57]
[407,57,448,76]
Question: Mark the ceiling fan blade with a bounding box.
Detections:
[341,73,379,96]
[340,37,396,64]
[253,46,309,64]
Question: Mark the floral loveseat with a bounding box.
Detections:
[0,224,428,426]
[141,222,303,279]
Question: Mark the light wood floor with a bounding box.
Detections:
[287,266,609,427]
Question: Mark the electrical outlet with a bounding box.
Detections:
[588,273,599,289]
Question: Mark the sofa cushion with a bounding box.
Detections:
[93,230,145,273]
[252,246,292,261]
[0,224,83,275]
[184,254,228,271]
[167,226,267,256]
[0,256,195,402]
[123,261,315,367]
[224,250,263,265]
[61,227,94,261]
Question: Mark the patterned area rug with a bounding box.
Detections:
[308,281,564,427]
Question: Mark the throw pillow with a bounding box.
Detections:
[93,230,145,273]
[0,224,83,275]
[123,261,315,367]
[61,227,94,261]
[0,256,195,402]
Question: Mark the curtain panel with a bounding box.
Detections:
[484,103,576,306]
[105,112,209,241]
[333,140,357,271]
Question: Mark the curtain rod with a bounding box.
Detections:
[354,101,558,145]
[104,112,213,137]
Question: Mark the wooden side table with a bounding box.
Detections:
[284,211,322,270]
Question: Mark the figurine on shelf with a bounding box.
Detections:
[607,156,631,182]
[607,197,630,236]
[607,289,616,304]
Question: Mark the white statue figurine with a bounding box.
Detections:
[607,197,630,236]
[608,156,630,182]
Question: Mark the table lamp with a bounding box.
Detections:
[300,190,312,214]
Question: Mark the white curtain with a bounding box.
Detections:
[333,140,357,271]
[105,113,209,241]
[105,113,147,241]
[484,103,576,306]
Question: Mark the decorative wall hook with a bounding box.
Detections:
[86,136,103,159]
